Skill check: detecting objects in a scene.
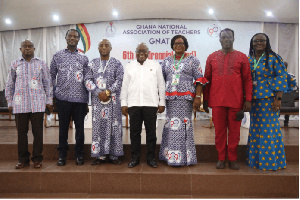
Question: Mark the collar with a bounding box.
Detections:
[18,56,39,62]
[64,48,79,53]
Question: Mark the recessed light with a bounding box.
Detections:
[266,11,273,17]
[5,18,12,25]
[208,9,214,15]
[113,11,118,16]
[53,14,60,21]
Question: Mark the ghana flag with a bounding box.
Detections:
[76,23,91,53]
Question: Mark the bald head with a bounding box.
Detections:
[98,39,112,59]
[136,43,149,65]
[21,39,34,47]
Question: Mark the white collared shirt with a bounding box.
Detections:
[121,59,165,108]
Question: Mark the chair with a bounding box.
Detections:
[0,90,12,121]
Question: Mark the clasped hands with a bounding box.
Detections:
[98,91,110,102]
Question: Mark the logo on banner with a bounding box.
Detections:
[207,24,221,37]
[105,22,117,37]
[170,118,181,130]
[101,108,109,119]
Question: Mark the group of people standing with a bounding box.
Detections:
[5,28,296,171]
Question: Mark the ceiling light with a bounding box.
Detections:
[113,11,118,16]
[53,14,60,21]
[208,9,214,15]
[266,11,273,17]
[5,18,12,25]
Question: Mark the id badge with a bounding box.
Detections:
[172,74,180,85]
[96,77,106,89]
[253,80,257,86]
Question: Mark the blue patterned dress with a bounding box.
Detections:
[247,53,295,170]
[159,55,208,166]
[84,57,124,160]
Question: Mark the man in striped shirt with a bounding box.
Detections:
[5,39,52,169]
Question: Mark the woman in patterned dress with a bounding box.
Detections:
[247,33,295,170]
[159,35,208,166]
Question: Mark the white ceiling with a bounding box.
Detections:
[0,0,299,32]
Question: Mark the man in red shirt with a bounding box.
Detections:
[203,28,252,170]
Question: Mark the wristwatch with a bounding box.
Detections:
[275,96,282,100]
[105,89,111,97]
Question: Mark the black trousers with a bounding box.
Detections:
[128,106,157,161]
[56,98,87,158]
[15,112,44,163]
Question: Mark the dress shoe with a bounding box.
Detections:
[128,159,140,168]
[34,162,42,168]
[76,157,84,165]
[15,161,30,169]
[216,160,225,169]
[91,158,106,165]
[229,160,240,170]
[108,158,122,165]
[57,158,66,166]
[147,159,158,168]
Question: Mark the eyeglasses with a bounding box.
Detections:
[173,42,185,46]
[253,39,267,43]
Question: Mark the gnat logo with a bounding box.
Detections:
[105,22,117,37]
[207,24,221,37]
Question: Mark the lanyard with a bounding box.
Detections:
[173,54,185,71]
[253,53,265,70]
[99,57,111,74]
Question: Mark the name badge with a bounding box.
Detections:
[96,76,106,89]
[253,81,257,86]
[172,74,180,85]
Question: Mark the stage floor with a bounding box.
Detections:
[0,117,298,146]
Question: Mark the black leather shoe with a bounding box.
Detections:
[57,158,66,166]
[147,159,158,168]
[128,159,140,168]
[108,158,122,165]
[91,158,105,165]
[228,160,240,170]
[76,157,84,165]
[216,160,225,169]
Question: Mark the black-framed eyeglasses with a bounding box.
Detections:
[253,39,267,43]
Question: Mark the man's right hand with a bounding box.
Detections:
[8,107,13,114]
[203,101,209,113]
[121,106,128,116]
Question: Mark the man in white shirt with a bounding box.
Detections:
[121,43,165,168]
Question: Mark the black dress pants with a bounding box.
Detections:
[56,98,87,158]
[15,112,44,163]
[128,106,157,161]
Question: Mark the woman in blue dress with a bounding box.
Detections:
[247,33,296,170]
[158,35,208,166]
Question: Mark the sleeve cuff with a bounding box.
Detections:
[194,77,209,86]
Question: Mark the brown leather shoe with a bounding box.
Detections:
[216,160,225,169]
[229,160,240,170]
[34,162,42,168]
[15,162,30,169]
